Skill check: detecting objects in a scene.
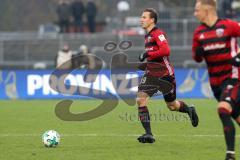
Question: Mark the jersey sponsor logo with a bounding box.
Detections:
[158,34,166,41]
[145,47,154,51]
[216,28,224,37]
[203,43,226,51]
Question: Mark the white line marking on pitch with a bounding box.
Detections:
[0,133,239,138]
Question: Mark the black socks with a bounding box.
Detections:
[138,106,152,134]
[218,108,235,152]
[178,101,190,113]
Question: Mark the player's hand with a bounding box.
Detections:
[195,46,204,57]
[139,52,148,62]
[231,54,240,67]
[138,63,147,70]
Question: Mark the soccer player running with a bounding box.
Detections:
[193,0,240,159]
[136,8,199,143]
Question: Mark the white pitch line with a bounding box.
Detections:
[0,133,240,138]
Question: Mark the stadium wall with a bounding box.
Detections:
[0,69,213,100]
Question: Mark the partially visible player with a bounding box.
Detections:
[136,8,199,143]
[192,0,240,159]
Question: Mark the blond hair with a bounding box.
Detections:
[197,0,217,8]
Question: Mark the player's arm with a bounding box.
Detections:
[147,33,170,59]
[192,30,203,63]
[229,20,240,66]
[231,48,240,67]
[230,20,240,36]
[139,33,169,62]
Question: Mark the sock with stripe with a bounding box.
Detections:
[138,106,152,134]
[178,101,190,113]
[218,108,235,152]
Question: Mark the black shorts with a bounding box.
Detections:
[212,79,240,118]
[138,74,176,102]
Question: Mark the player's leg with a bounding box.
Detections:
[218,83,239,160]
[161,76,199,127]
[218,101,235,160]
[165,100,198,127]
[136,74,157,143]
[136,92,155,143]
[225,82,240,160]
[227,114,240,160]
[136,91,152,135]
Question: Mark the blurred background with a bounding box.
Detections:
[1,0,238,69]
[0,0,239,99]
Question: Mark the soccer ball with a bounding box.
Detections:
[42,130,60,147]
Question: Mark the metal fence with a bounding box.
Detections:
[0,19,201,69]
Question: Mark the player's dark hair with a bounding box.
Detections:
[143,8,158,24]
[198,0,216,7]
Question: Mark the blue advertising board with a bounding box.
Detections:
[0,69,213,100]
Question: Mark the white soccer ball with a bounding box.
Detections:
[42,130,60,147]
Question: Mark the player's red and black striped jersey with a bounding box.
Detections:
[144,27,174,77]
[192,19,240,87]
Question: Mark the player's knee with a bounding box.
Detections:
[136,96,147,106]
[136,97,146,106]
[217,102,232,113]
[136,92,148,106]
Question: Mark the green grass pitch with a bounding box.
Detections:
[0,99,239,160]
